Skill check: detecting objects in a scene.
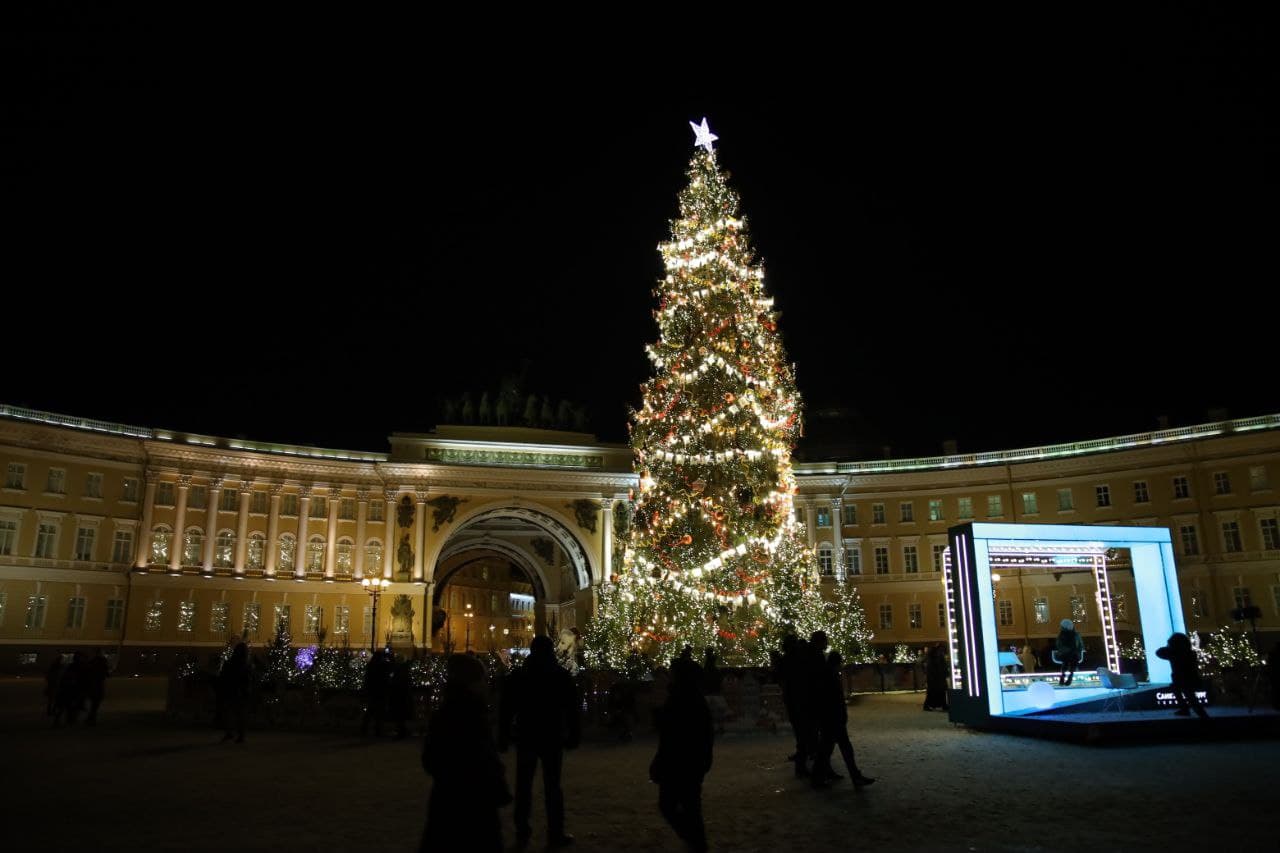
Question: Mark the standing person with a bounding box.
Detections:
[361,650,391,737]
[651,656,713,852]
[389,655,414,740]
[922,642,949,711]
[44,654,64,718]
[1018,644,1038,674]
[217,642,250,742]
[53,651,86,726]
[84,649,110,726]
[499,634,580,849]
[1156,632,1209,718]
[807,630,838,787]
[779,635,813,778]
[822,652,876,788]
[1055,619,1085,686]
[420,654,510,853]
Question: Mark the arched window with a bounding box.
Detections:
[215,530,235,568]
[817,544,833,576]
[307,535,325,572]
[278,533,296,568]
[247,533,265,570]
[182,527,203,566]
[336,537,354,576]
[150,524,171,564]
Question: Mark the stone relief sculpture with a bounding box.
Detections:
[495,394,511,426]
[396,533,413,580]
[567,499,600,534]
[390,594,415,640]
[479,392,492,425]
[426,495,467,531]
[397,495,415,529]
[531,536,555,565]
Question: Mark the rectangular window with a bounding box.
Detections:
[1034,597,1049,624]
[1133,481,1150,503]
[909,603,922,629]
[84,473,103,499]
[243,603,261,637]
[1095,485,1111,507]
[274,604,291,638]
[144,599,163,632]
[1173,476,1190,499]
[305,604,322,636]
[5,462,25,489]
[903,545,918,573]
[157,482,175,506]
[1261,518,1280,551]
[1021,492,1038,514]
[928,499,944,522]
[1214,472,1232,495]
[1057,488,1074,511]
[74,526,96,561]
[178,600,195,632]
[25,595,47,628]
[938,602,947,628]
[1222,521,1242,553]
[105,598,124,630]
[0,519,18,556]
[872,503,885,525]
[998,599,1013,626]
[1190,591,1204,619]
[987,495,1002,517]
[818,548,833,575]
[219,489,237,512]
[188,486,207,509]
[369,501,384,522]
[879,604,893,630]
[1233,587,1252,609]
[121,477,140,502]
[35,523,57,559]
[1070,596,1087,623]
[340,499,356,520]
[334,605,350,636]
[1180,525,1199,556]
[251,492,268,514]
[1250,465,1270,492]
[46,468,66,494]
[66,596,86,629]
[841,504,856,525]
[874,547,889,574]
[363,606,374,637]
[846,546,861,575]
[957,497,973,519]
[310,497,327,519]
[815,508,831,528]
[900,502,914,523]
[112,529,134,563]
[211,601,229,634]
[932,544,946,572]
[281,494,298,516]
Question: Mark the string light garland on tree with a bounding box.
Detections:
[587,119,873,668]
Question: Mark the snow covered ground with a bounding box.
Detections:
[1,681,1274,852]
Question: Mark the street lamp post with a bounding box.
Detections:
[464,603,474,652]
[361,577,390,654]
[488,624,496,652]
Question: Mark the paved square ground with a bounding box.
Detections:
[1,681,1273,852]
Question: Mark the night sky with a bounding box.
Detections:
[6,15,1277,459]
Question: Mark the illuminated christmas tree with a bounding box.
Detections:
[588,119,873,668]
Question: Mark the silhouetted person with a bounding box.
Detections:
[777,634,810,777]
[390,656,414,739]
[651,656,712,852]
[499,634,580,849]
[1055,619,1084,686]
[1156,632,1208,718]
[218,642,250,742]
[361,650,392,736]
[84,649,110,725]
[421,654,510,853]
[922,642,949,711]
[808,630,838,786]
[822,651,875,788]
[53,651,85,726]
[44,655,63,717]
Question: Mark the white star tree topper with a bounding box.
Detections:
[689,117,718,152]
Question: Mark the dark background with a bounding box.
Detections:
[5,12,1276,459]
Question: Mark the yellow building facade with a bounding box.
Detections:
[1,404,1278,672]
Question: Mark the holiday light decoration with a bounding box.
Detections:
[586,121,872,668]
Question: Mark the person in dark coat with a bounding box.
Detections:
[1269,641,1280,712]
[651,656,713,852]
[499,634,580,849]
[84,649,110,725]
[922,641,949,711]
[44,654,64,717]
[1156,632,1209,718]
[389,656,414,739]
[53,651,86,726]
[420,654,510,853]
[778,635,812,777]
[361,650,391,736]
[822,651,875,788]
[807,631,838,787]
[1055,619,1085,686]
[217,642,251,742]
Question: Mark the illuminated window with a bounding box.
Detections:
[336,539,354,575]
[366,540,383,573]
[25,595,47,628]
[879,604,893,630]
[928,500,943,522]
[1133,481,1150,503]
[1173,476,1190,499]
[0,519,15,556]
[182,529,202,565]
[243,603,261,636]
[903,545,918,573]
[34,522,58,559]
[112,529,134,563]
[247,533,265,570]
[1057,489,1074,511]
[998,600,1013,626]
[874,547,889,574]
[1034,598,1049,624]
[1222,521,1242,553]
[211,602,229,634]
[872,503,885,525]
[817,545,833,576]
[1114,593,1128,621]
[987,495,1002,517]
[1021,492,1038,514]
[278,534,296,569]
[815,508,830,528]
[958,497,973,519]
[846,545,861,575]
[937,602,946,627]
[274,604,291,638]
[1214,472,1231,495]
[932,544,946,572]
[1180,524,1199,556]
[1070,596,1087,623]
[178,601,195,632]
[307,536,325,572]
[900,502,914,523]
[334,605,350,635]
[215,532,235,568]
[151,526,171,563]
[74,526,96,561]
[909,604,922,629]
[144,599,163,632]
[1095,485,1111,508]
[46,468,66,494]
[305,605,322,636]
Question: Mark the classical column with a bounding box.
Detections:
[135,475,157,569]
[202,477,223,574]
[265,484,283,577]
[382,488,397,579]
[413,488,428,583]
[169,476,191,573]
[354,489,369,579]
[803,499,817,549]
[600,496,615,586]
[324,487,341,580]
[422,580,436,651]
[831,497,846,583]
[234,481,252,575]
[295,485,312,578]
